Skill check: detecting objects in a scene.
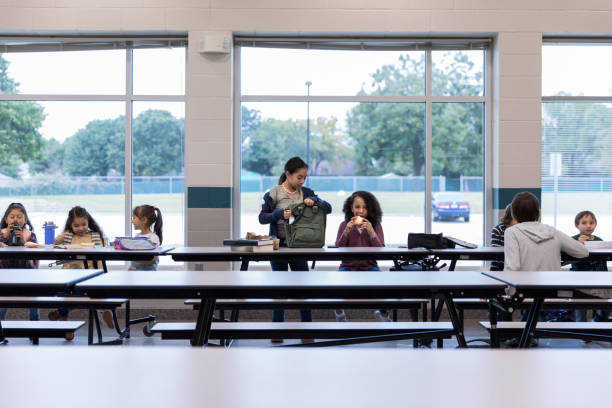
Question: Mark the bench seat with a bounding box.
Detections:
[479,321,612,342]
[0,320,85,345]
[152,321,453,347]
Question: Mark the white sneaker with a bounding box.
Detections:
[374,310,391,322]
[334,310,348,322]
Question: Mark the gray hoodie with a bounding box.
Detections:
[504,222,588,271]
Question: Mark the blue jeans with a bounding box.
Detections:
[338,266,387,314]
[270,259,312,322]
[0,308,40,321]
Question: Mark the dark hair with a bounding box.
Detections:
[1,202,34,231]
[342,191,383,228]
[133,205,163,244]
[500,204,514,226]
[575,210,597,226]
[64,206,104,240]
[278,156,308,184]
[510,192,540,223]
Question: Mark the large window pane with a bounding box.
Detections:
[133,48,186,95]
[541,102,612,237]
[241,48,425,96]
[132,102,185,264]
[432,50,484,96]
[543,44,612,97]
[431,102,484,245]
[1,51,125,95]
[240,101,425,245]
[0,101,125,245]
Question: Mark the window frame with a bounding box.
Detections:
[233,37,492,245]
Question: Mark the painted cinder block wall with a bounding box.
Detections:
[2,0,612,266]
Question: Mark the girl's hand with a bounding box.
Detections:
[1,228,8,239]
[0,241,5,247]
[304,198,314,206]
[343,220,355,236]
[361,218,376,237]
[283,209,292,220]
[22,229,32,243]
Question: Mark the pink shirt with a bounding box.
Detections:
[335,220,385,271]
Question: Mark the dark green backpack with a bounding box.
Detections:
[285,203,327,248]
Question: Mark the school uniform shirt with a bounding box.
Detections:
[490,222,507,272]
[504,222,588,271]
[259,185,332,239]
[55,231,105,269]
[0,230,37,269]
[335,220,385,271]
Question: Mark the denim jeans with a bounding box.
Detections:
[338,266,387,314]
[270,258,312,322]
[0,308,40,321]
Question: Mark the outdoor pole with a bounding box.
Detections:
[305,81,312,168]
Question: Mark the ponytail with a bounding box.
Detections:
[133,205,163,245]
[153,207,163,245]
[278,156,308,185]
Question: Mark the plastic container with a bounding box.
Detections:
[43,221,57,245]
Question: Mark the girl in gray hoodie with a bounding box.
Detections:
[504,192,588,271]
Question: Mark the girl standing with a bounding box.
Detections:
[130,205,163,270]
[0,202,40,321]
[334,191,386,322]
[258,157,332,333]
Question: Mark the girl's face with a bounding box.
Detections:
[71,217,89,236]
[5,209,26,228]
[132,215,146,231]
[351,196,368,218]
[285,167,307,189]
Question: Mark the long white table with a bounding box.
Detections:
[2,347,611,407]
[76,270,506,347]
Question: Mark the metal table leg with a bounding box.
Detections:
[191,297,216,347]
[443,294,467,348]
[519,297,543,348]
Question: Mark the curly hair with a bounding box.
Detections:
[342,191,383,228]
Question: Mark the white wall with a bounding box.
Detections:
[2,0,612,251]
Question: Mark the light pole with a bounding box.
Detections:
[305,81,312,168]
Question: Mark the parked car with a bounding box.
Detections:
[432,192,470,222]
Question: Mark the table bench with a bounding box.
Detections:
[151,321,454,347]
[480,321,612,343]
[0,320,84,345]
[0,296,131,345]
[185,298,429,322]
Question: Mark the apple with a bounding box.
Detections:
[354,216,364,225]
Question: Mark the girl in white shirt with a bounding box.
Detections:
[130,205,163,271]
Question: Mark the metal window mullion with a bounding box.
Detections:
[125,49,133,239]
[483,48,493,248]
[0,94,184,102]
[241,95,485,103]
[542,96,612,102]
[425,49,433,234]
[232,47,242,254]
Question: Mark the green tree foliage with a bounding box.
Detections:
[62,117,123,176]
[346,52,483,177]
[542,101,612,177]
[60,110,184,177]
[29,138,64,174]
[241,105,350,176]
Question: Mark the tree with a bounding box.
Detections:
[62,117,123,176]
[0,54,45,177]
[132,109,184,176]
[346,52,483,177]
[29,138,64,174]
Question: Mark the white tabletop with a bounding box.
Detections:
[0,269,103,288]
[484,271,612,289]
[1,347,610,408]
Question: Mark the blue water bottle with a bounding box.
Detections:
[43,221,57,245]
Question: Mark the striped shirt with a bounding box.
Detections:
[490,222,507,271]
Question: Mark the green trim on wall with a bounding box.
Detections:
[492,188,541,210]
[187,187,232,208]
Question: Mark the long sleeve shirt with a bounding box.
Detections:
[335,220,385,271]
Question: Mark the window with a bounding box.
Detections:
[0,37,186,267]
[235,37,489,258]
[542,41,612,238]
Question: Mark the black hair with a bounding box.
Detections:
[1,202,34,231]
[500,204,514,226]
[342,191,383,228]
[510,192,540,223]
[64,206,105,240]
[133,205,163,244]
[278,156,308,184]
[575,210,597,226]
